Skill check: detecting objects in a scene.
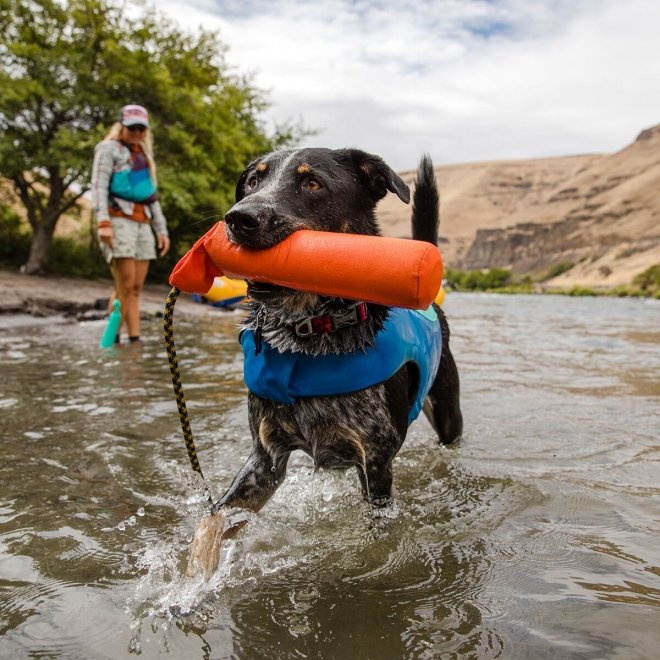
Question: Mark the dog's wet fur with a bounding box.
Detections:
[187,148,462,579]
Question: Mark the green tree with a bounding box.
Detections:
[633,264,660,296]
[0,0,294,274]
[445,267,512,291]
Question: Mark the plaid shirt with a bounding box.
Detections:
[91,139,168,236]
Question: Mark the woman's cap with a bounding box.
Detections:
[119,104,149,128]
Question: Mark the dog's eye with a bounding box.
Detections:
[303,178,323,191]
[247,176,258,190]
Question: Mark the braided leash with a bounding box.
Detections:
[163,286,212,501]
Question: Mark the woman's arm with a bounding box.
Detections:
[91,141,116,224]
[149,200,170,256]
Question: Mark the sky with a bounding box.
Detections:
[157,0,660,171]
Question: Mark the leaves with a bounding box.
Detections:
[0,0,302,273]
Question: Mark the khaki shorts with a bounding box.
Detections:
[100,217,157,263]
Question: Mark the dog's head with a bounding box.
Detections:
[224,148,409,308]
[224,148,410,249]
[225,149,410,307]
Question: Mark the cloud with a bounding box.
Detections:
[157,0,660,170]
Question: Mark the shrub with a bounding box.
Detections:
[633,264,660,296]
[0,203,31,267]
[566,286,597,296]
[49,236,108,279]
[444,267,512,291]
[544,262,574,279]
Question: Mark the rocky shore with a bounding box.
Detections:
[0,268,205,328]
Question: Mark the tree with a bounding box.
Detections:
[0,0,295,274]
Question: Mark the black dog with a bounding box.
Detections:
[188,148,462,577]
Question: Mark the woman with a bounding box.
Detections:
[92,104,170,344]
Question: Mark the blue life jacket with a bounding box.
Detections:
[109,145,157,203]
[240,307,441,425]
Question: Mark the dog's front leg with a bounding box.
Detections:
[187,442,289,579]
[215,439,289,511]
[357,432,402,505]
[358,460,393,506]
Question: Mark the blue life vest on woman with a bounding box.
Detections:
[109,146,158,203]
[240,307,441,425]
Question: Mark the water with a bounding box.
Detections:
[0,294,658,658]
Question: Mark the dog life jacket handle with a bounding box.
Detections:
[163,286,213,504]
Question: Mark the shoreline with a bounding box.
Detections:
[0,268,208,328]
[1,269,657,330]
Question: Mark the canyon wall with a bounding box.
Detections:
[377,124,660,288]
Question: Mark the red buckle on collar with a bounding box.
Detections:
[295,302,368,337]
[311,315,334,334]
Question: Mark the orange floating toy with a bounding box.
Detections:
[170,221,443,310]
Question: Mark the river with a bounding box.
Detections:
[0,293,658,658]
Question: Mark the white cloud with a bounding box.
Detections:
[156,0,660,170]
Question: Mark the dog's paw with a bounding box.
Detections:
[186,513,226,581]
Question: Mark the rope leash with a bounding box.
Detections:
[163,286,212,502]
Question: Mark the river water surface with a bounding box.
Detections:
[0,293,658,659]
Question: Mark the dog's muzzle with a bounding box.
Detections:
[225,203,282,247]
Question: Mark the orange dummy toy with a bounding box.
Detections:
[170,221,443,309]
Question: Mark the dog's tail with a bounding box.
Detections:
[411,153,439,246]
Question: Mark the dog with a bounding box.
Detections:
[187,148,462,578]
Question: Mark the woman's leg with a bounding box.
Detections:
[111,258,150,339]
[128,260,150,339]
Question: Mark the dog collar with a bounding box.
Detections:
[294,302,368,337]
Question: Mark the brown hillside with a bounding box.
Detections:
[377,124,660,289]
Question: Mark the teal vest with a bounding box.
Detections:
[240,307,441,425]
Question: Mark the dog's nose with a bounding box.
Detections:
[225,208,259,233]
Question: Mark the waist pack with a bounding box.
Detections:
[109,167,157,203]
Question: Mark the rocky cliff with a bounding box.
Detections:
[377,124,660,288]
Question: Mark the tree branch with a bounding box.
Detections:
[14,174,42,231]
[57,188,89,217]
[63,170,82,190]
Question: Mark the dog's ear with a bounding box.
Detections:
[340,149,410,204]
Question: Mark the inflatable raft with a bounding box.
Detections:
[192,276,248,309]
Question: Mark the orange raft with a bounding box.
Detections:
[170,221,444,310]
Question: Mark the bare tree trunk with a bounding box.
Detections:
[24,211,58,275]
[20,170,86,275]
